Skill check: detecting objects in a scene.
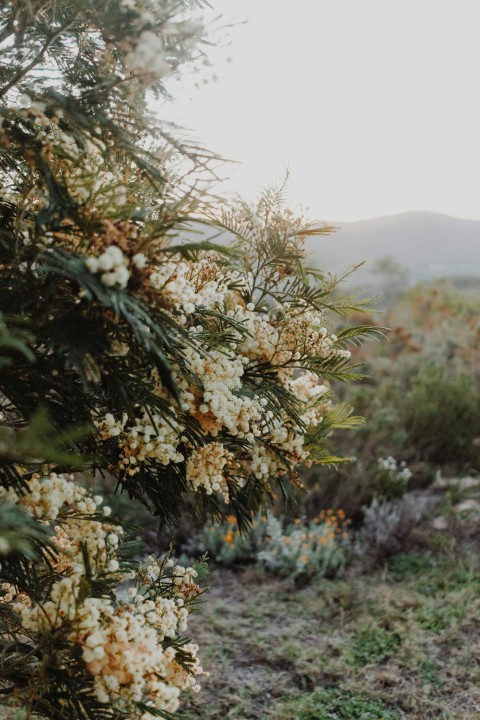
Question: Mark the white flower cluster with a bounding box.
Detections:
[288,371,329,404]
[174,346,263,439]
[3,472,122,581]
[121,2,204,87]
[277,305,351,363]
[17,110,129,211]
[96,410,184,475]
[96,339,266,487]
[233,304,280,361]
[71,590,203,711]
[126,30,172,78]
[186,442,234,501]
[91,241,353,497]
[146,251,348,367]
[85,245,132,288]
[250,420,308,481]
[3,473,205,717]
[150,256,228,317]
[14,574,204,713]
[377,456,412,483]
[4,471,102,520]
[288,372,331,428]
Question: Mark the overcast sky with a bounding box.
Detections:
[164,0,480,222]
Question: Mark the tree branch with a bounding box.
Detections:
[0,13,79,100]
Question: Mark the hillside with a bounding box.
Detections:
[306,211,480,285]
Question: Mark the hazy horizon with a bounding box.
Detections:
[323,209,480,225]
[304,210,480,286]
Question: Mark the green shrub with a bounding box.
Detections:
[194,510,351,580]
[401,364,480,466]
[193,514,267,566]
[257,512,350,580]
[300,281,480,517]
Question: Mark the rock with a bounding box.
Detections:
[458,476,480,490]
[432,516,448,530]
[454,499,480,513]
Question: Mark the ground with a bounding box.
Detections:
[180,541,480,719]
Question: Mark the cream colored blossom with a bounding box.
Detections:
[186,442,234,501]
[95,411,184,476]
[7,473,205,716]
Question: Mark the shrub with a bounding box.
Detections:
[372,456,412,500]
[301,454,413,526]
[196,510,351,580]
[401,364,480,466]
[257,511,350,580]
[355,496,422,563]
[193,514,268,566]
[304,280,480,514]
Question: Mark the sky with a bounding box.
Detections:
[163,0,480,223]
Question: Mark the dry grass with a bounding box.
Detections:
[180,540,480,719]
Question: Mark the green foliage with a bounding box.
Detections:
[418,658,442,686]
[194,510,350,581]
[415,603,465,633]
[282,688,401,720]
[401,364,480,465]
[0,313,35,367]
[0,407,87,469]
[415,560,480,598]
[388,553,436,581]
[347,627,402,666]
[0,501,54,593]
[303,280,480,519]
[256,513,350,581]
[193,513,265,566]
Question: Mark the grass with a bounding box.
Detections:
[277,688,401,719]
[347,627,402,666]
[180,545,480,719]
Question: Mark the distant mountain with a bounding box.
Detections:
[306,211,480,285]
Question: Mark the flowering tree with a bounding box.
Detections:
[0,1,377,717]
